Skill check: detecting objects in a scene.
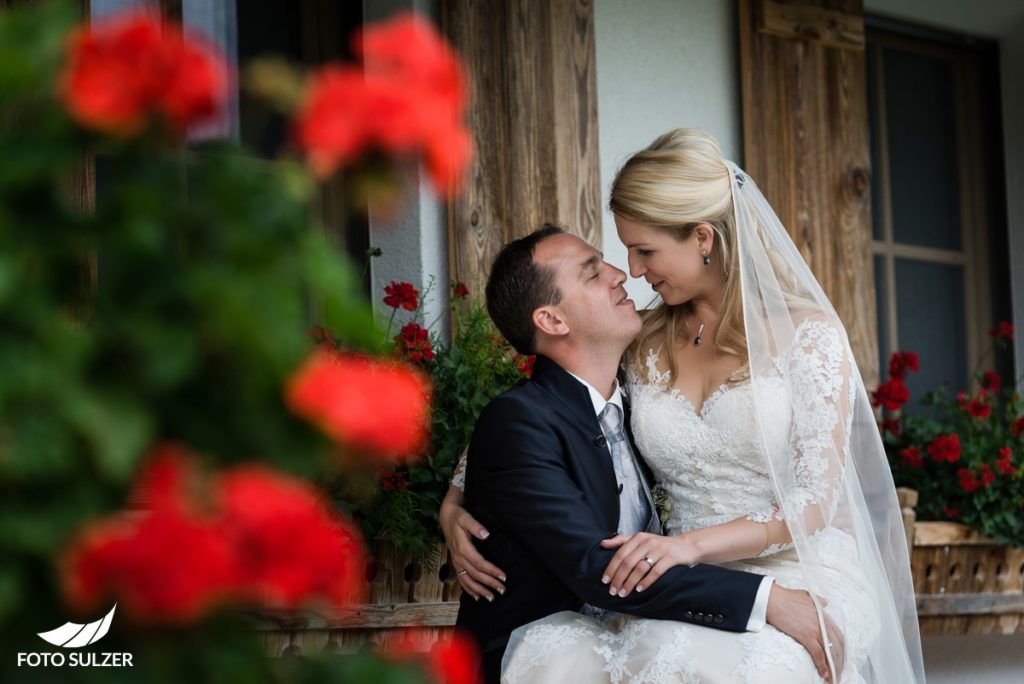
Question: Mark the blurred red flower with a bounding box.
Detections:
[871,378,909,411]
[397,322,435,363]
[980,370,1001,394]
[997,447,1016,476]
[942,506,959,519]
[63,446,368,623]
[958,467,982,493]
[1012,416,1024,438]
[989,321,1014,340]
[927,433,961,463]
[452,281,470,300]
[59,11,225,136]
[881,418,902,437]
[899,446,923,469]
[63,448,239,623]
[515,354,536,378]
[427,632,481,684]
[888,351,919,380]
[384,281,420,311]
[216,465,366,607]
[286,350,431,459]
[294,12,472,193]
[965,392,992,419]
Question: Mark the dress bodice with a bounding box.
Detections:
[625,349,790,535]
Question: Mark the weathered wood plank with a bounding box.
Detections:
[444,0,602,294]
[254,602,460,630]
[756,0,864,51]
[739,0,879,387]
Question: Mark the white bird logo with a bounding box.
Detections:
[37,604,117,648]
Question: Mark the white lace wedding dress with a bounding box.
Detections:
[501,320,880,683]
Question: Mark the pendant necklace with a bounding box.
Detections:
[693,320,706,347]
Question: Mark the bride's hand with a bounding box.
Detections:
[599,532,700,597]
[440,486,507,602]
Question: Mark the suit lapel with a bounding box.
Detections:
[530,356,620,529]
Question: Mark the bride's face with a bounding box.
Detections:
[614,215,710,307]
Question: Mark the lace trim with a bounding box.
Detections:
[504,620,594,682]
[450,447,468,492]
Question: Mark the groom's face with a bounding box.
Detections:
[533,234,641,346]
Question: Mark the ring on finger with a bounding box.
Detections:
[643,556,656,567]
[457,569,469,577]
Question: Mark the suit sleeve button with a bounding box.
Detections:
[714,615,724,624]
[703,614,714,623]
[684,611,693,620]
[694,612,703,621]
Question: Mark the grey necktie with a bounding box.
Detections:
[598,403,651,536]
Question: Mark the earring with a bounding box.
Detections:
[702,250,711,266]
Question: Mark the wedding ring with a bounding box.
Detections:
[826,641,834,649]
[643,556,656,567]
[457,570,469,577]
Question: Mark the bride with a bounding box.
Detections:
[442,129,924,683]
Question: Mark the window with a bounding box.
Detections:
[867,19,1011,405]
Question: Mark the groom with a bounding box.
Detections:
[455,226,838,683]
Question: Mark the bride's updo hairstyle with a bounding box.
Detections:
[610,129,746,380]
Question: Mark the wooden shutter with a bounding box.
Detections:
[739,0,879,385]
[443,0,602,293]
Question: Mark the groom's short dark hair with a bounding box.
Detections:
[486,224,565,355]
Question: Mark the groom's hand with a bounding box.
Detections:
[765,584,844,682]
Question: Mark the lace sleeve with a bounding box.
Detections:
[781,317,854,530]
[450,445,469,492]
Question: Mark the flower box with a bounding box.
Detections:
[254,542,463,656]
[900,489,1024,635]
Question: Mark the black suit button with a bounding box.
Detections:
[703,614,714,623]
[594,435,607,448]
[694,612,703,621]
[714,614,724,624]
[684,610,693,620]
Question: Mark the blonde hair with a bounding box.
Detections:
[610,129,746,381]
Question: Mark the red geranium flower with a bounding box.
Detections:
[216,465,366,608]
[888,351,919,380]
[899,446,923,469]
[452,281,470,300]
[62,447,240,623]
[942,507,960,519]
[927,433,961,463]
[293,13,472,193]
[59,11,226,136]
[966,392,992,419]
[882,418,902,437]
[871,378,909,411]
[989,321,1014,340]
[286,350,432,459]
[515,354,536,378]
[426,632,481,684]
[958,467,983,493]
[997,447,1016,476]
[1012,416,1024,438]
[981,370,1002,394]
[396,322,435,363]
[384,281,420,311]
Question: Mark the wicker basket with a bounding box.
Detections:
[899,488,1024,636]
[255,541,462,656]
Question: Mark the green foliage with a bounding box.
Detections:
[0,5,432,682]
[360,290,528,555]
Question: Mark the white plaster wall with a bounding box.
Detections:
[363,0,450,336]
[594,0,741,308]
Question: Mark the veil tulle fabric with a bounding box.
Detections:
[727,161,925,682]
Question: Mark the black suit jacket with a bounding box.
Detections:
[456,355,764,673]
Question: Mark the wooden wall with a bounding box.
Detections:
[738,0,880,386]
[442,0,602,293]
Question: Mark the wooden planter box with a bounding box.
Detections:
[900,489,1024,635]
[254,542,463,657]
